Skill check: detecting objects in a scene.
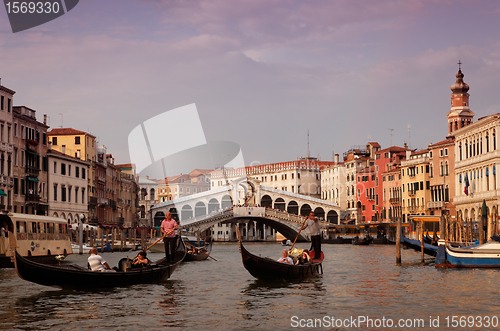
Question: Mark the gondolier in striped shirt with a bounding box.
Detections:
[300,212,321,260]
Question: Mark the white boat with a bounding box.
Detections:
[71,243,92,254]
[0,213,73,268]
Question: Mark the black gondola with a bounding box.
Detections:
[235,228,323,280]
[352,236,373,245]
[184,241,213,262]
[14,238,186,289]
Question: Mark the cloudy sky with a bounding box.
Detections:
[1,0,500,175]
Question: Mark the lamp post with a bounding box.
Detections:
[78,213,85,254]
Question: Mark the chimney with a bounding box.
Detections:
[334,154,339,164]
[62,145,66,154]
[404,142,408,149]
[43,114,47,125]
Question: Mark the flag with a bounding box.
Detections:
[464,174,469,196]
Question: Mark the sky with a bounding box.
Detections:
[1,0,500,177]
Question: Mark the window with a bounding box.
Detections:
[52,137,57,145]
[13,178,18,194]
[61,163,66,175]
[7,98,10,112]
[82,168,86,179]
[75,167,79,178]
[68,187,71,202]
[445,148,448,156]
[53,184,58,201]
[75,136,81,145]
[68,165,71,177]
[0,96,3,110]
[42,133,46,145]
[61,187,66,202]
[440,149,443,157]
[81,188,85,204]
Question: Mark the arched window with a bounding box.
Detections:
[465,141,469,158]
[459,143,462,161]
[486,133,490,153]
[494,131,497,150]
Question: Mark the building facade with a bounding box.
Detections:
[47,149,89,224]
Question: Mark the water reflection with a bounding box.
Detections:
[2,244,500,331]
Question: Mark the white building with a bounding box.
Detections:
[47,149,89,224]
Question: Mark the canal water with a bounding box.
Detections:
[1,243,499,331]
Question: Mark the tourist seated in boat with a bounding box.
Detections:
[88,248,116,272]
[277,250,293,264]
[295,249,311,265]
[131,251,151,268]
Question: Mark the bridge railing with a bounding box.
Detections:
[181,208,234,227]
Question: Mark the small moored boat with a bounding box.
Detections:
[14,238,186,289]
[235,228,323,280]
[435,239,500,268]
[401,237,438,257]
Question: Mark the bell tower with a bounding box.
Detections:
[447,60,475,137]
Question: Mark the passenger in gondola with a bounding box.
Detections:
[88,248,115,272]
[131,251,150,268]
[295,249,311,265]
[277,250,293,264]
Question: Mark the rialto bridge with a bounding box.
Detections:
[149,177,340,241]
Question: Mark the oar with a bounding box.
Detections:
[186,241,217,261]
[144,228,175,251]
[289,216,309,252]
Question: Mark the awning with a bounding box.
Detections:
[27,177,39,182]
[0,189,6,197]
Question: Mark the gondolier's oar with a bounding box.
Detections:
[185,241,217,261]
[289,216,309,252]
[144,228,175,251]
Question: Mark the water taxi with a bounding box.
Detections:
[0,213,72,268]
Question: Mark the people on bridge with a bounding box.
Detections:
[300,212,322,260]
[161,211,178,263]
[277,249,293,264]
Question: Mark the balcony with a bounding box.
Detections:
[26,193,40,203]
[26,165,40,175]
[0,142,13,152]
[89,196,98,206]
[98,197,108,206]
[408,190,416,197]
[427,201,445,209]
[389,198,401,205]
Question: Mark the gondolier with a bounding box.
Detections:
[300,212,322,260]
[161,211,178,262]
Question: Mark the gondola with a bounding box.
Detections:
[184,240,213,262]
[14,237,186,289]
[352,236,373,245]
[401,237,438,257]
[235,228,323,280]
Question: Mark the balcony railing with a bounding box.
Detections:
[408,190,416,197]
[389,198,401,205]
[25,194,41,203]
[427,201,445,209]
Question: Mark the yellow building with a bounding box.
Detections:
[400,150,431,222]
[48,128,97,217]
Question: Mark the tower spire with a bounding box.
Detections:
[447,61,474,137]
